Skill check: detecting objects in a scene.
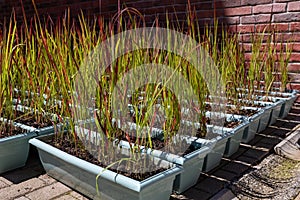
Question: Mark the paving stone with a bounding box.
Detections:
[0,178,45,199]
[170,194,190,200]
[235,155,260,165]
[288,105,300,111]
[273,119,287,127]
[53,194,78,200]
[243,148,269,160]
[295,192,300,200]
[261,127,279,135]
[229,146,249,160]
[221,162,250,176]
[281,121,300,129]
[0,177,13,185]
[25,182,71,200]
[197,173,208,182]
[195,176,227,194]
[285,114,300,122]
[182,188,212,200]
[272,130,290,138]
[209,188,236,200]
[212,170,238,181]
[38,174,57,185]
[247,135,264,146]
[205,159,231,174]
[0,180,10,189]
[258,137,281,147]
[69,191,90,200]
[254,140,278,149]
[218,159,231,167]
[290,109,300,115]
[2,167,43,184]
[14,196,31,200]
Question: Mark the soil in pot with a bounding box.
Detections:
[253,90,292,98]
[225,99,268,108]
[226,107,258,116]
[12,110,53,129]
[90,124,204,157]
[224,120,241,128]
[206,103,259,117]
[0,122,26,138]
[44,132,170,181]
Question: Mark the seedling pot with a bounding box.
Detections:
[271,91,298,118]
[213,121,249,157]
[142,137,215,194]
[268,100,284,125]
[206,112,249,157]
[0,131,37,173]
[201,134,229,172]
[242,108,263,143]
[12,104,67,136]
[78,123,215,194]
[29,134,182,200]
[250,101,273,133]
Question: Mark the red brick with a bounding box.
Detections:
[296,94,300,103]
[288,43,300,52]
[215,0,241,8]
[273,13,300,23]
[253,3,286,14]
[292,33,300,42]
[288,64,300,73]
[238,24,255,33]
[288,73,300,94]
[240,40,288,55]
[241,43,252,52]
[143,7,169,15]
[290,22,300,32]
[244,61,251,69]
[195,10,214,18]
[223,6,252,16]
[255,23,289,33]
[196,18,212,26]
[280,33,300,43]
[151,0,176,7]
[273,23,289,32]
[244,52,252,61]
[288,83,300,92]
[289,53,300,62]
[190,1,212,10]
[219,16,240,25]
[288,1,300,12]
[241,33,253,42]
[274,0,290,2]
[241,14,272,24]
[264,43,285,52]
[241,0,272,6]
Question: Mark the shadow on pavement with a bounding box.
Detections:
[2,146,45,184]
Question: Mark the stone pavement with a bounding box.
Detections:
[0,102,299,200]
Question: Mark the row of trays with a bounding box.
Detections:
[0,90,298,200]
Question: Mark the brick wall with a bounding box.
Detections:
[213,0,300,95]
[1,0,299,100]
